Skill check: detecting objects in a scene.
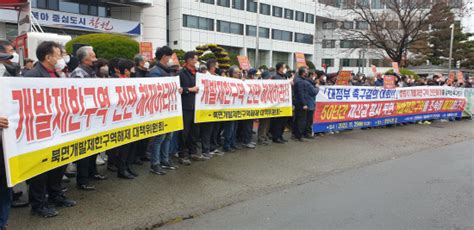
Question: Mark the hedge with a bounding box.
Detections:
[65,33,139,60]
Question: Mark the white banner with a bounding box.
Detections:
[0,77,182,187]
[194,73,293,123]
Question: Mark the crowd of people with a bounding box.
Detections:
[0,39,472,229]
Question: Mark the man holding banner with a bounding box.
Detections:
[293,67,318,141]
[270,63,290,144]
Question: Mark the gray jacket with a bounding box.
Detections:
[71,64,95,78]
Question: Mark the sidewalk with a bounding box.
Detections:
[7,120,474,230]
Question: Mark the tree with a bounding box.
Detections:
[195,44,233,69]
[410,2,473,67]
[65,33,139,60]
[336,0,435,67]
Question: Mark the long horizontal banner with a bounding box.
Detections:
[0,77,183,187]
[313,86,467,132]
[194,73,293,123]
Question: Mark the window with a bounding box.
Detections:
[183,15,214,31]
[79,4,89,15]
[233,0,244,9]
[272,29,293,41]
[306,13,315,24]
[295,33,313,44]
[59,2,79,14]
[356,21,368,30]
[322,58,334,67]
[342,21,354,29]
[47,0,59,10]
[217,0,230,7]
[322,40,336,48]
[284,9,294,20]
[36,0,47,8]
[340,40,352,48]
[356,0,369,7]
[246,25,256,36]
[371,0,383,9]
[246,25,270,38]
[273,6,283,17]
[340,59,366,67]
[247,0,257,12]
[217,20,243,35]
[260,3,271,15]
[322,21,335,29]
[296,11,305,22]
[340,40,365,48]
[201,0,215,4]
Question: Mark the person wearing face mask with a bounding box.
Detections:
[177,51,203,165]
[133,54,149,78]
[24,41,77,218]
[53,47,69,78]
[269,62,290,144]
[70,46,107,190]
[293,67,318,142]
[144,46,180,175]
[0,41,20,76]
[95,58,110,78]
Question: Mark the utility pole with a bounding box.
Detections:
[255,0,260,69]
[448,23,454,74]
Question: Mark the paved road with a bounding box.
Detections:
[7,120,474,229]
[162,139,474,230]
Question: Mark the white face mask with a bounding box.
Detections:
[282,68,288,74]
[54,58,67,71]
[99,66,109,76]
[167,58,174,67]
[11,52,19,64]
[194,62,200,70]
[63,55,70,64]
[144,62,150,69]
[323,76,327,81]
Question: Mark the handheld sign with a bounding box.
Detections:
[336,70,352,86]
[392,62,400,74]
[139,42,153,61]
[237,56,251,71]
[295,52,307,68]
[383,75,396,89]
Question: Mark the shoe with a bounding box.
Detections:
[62,175,70,183]
[31,206,59,218]
[222,148,235,153]
[213,149,225,156]
[92,174,107,181]
[96,156,105,166]
[117,170,135,179]
[178,158,192,166]
[11,199,29,208]
[279,137,288,142]
[423,121,432,125]
[258,140,269,146]
[303,135,314,140]
[273,139,285,144]
[161,163,178,170]
[231,145,242,150]
[61,186,68,193]
[127,167,139,177]
[150,165,167,175]
[202,152,213,159]
[132,159,144,165]
[50,196,76,207]
[243,143,256,149]
[190,154,209,161]
[77,184,96,191]
[107,164,118,172]
[140,157,151,162]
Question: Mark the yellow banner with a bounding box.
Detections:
[8,116,182,186]
[195,107,293,123]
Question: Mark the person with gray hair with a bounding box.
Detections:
[70,46,97,78]
[133,54,149,78]
[70,45,107,191]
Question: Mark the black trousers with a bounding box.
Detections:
[130,138,149,161]
[28,165,67,209]
[294,109,308,139]
[305,110,315,137]
[211,122,222,148]
[239,120,254,144]
[270,117,286,141]
[76,154,99,186]
[108,143,133,173]
[178,110,199,158]
[200,122,214,154]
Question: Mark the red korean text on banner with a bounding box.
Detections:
[384,75,396,89]
[139,42,153,62]
[335,70,352,86]
[237,56,251,71]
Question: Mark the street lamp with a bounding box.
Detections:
[255,0,260,69]
[448,23,454,74]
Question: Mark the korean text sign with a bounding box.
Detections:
[194,73,293,123]
[0,77,183,187]
[313,86,466,132]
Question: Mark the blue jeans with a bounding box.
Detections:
[223,121,237,150]
[149,133,172,167]
[0,185,11,228]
